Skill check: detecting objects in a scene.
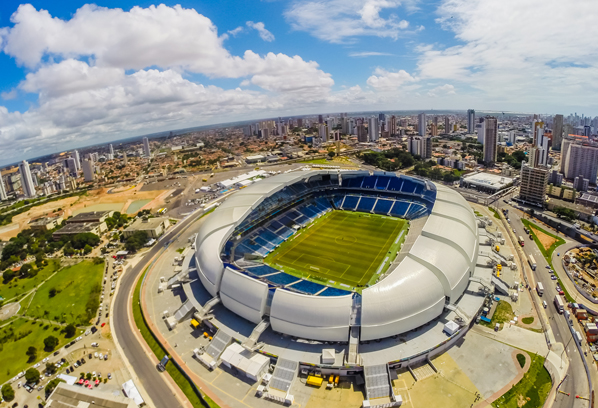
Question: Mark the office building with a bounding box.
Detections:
[467,109,475,133]
[63,158,78,176]
[368,117,379,142]
[519,164,549,206]
[387,115,396,136]
[561,136,598,184]
[482,117,498,165]
[318,124,329,141]
[408,136,432,159]
[548,170,563,186]
[73,150,81,171]
[417,113,426,136]
[531,120,544,146]
[142,137,151,157]
[430,123,438,137]
[584,125,592,137]
[574,176,589,192]
[552,114,563,150]
[444,117,450,134]
[357,124,368,142]
[0,176,7,200]
[18,160,36,197]
[297,118,303,128]
[82,159,95,182]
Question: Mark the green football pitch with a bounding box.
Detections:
[265,211,407,287]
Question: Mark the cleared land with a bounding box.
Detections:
[0,260,61,303]
[0,318,77,384]
[266,211,407,287]
[529,226,557,252]
[25,259,104,325]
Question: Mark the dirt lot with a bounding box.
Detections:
[530,226,557,252]
[0,183,170,240]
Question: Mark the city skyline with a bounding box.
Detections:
[1,0,598,165]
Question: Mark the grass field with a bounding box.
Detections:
[0,318,77,384]
[25,259,104,326]
[492,354,551,408]
[0,259,62,303]
[265,211,407,288]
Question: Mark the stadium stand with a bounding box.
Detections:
[356,197,376,213]
[341,195,359,210]
[287,280,327,295]
[373,199,394,215]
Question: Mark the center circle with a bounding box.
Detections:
[335,235,357,245]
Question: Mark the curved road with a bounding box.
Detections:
[112,209,205,407]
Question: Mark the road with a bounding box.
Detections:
[499,203,592,408]
[112,208,207,407]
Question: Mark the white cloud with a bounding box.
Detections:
[427,84,455,97]
[416,0,598,107]
[284,0,410,43]
[1,89,17,100]
[349,51,394,57]
[227,26,244,36]
[246,21,275,42]
[366,68,417,89]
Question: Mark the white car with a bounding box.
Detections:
[91,342,99,347]
[99,353,104,359]
[34,363,40,368]
[94,352,99,358]
[76,336,83,342]
[85,329,91,336]
[42,358,49,363]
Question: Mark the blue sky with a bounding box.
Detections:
[0,0,597,165]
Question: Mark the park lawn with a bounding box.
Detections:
[521,219,572,302]
[492,354,552,408]
[25,259,104,326]
[0,318,79,384]
[481,300,514,329]
[0,260,62,303]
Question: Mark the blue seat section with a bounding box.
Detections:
[235,244,253,256]
[278,226,295,238]
[266,273,301,286]
[256,247,269,257]
[316,197,332,209]
[413,183,424,195]
[287,210,302,220]
[400,178,417,194]
[333,195,344,208]
[341,195,359,210]
[375,176,391,190]
[356,197,376,212]
[387,177,403,191]
[373,199,394,215]
[294,214,308,224]
[260,230,281,245]
[294,183,308,193]
[301,206,318,218]
[319,287,352,296]
[361,176,377,189]
[389,200,410,218]
[423,188,436,202]
[279,215,296,227]
[269,220,284,231]
[223,240,234,257]
[289,280,326,295]
[245,265,280,276]
[346,177,364,188]
[254,236,276,251]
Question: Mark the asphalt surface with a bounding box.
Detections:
[112,208,205,408]
[496,201,592,408]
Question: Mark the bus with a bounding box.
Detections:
[528,254,537,271]
[554,295,564,313]
[157,208,167,215]
[518,236,525,247]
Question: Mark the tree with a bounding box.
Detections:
[2,269,15,284]
[49,288,57,298]
[45,378,65,395]
[1,383,14,402]
[45,362,57,375]
[64,324,77,338]
[26,346,37,363]
[43,335,59,351]
[25,368,41,384]
[125,231,149,252]
[327,151,336,158]
[83,244,92,254]
[554,206,576,222]
[19,263,33,278]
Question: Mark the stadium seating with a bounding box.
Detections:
[389,200,410,218]
[265,272,301,286]
[361,176,377,189]
[399,178,417,194]
[387,177,403,191]
[319,287,352,296]
[341,195,359,210]
[373,199,394,215]
[245,265,280,276]
[288,280,327,295]
[356,197,376,212]
[375,176,391,190]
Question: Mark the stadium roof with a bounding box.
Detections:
[194,170,478,342]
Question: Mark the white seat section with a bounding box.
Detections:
[270,290,352,342]
[360,256,445,341]
[408,235,471,302]
[220,268,269,324]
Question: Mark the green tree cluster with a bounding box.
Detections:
[553,206,577,222]
[1,383,14,401]
[413,161,462,182]
[43,335,59,351]
[358,148,415,171]
[125,231,149,252]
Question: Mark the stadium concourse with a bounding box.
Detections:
[165,169,496,407]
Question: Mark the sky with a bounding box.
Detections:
[0,0,597,166]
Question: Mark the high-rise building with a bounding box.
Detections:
[378,113,386,122]
[430,123,438,137]
[143,137,151,157]
[109,144,114,157]
[319,124,329,141]
[357,124,368,143]
[531,120,544,146]
[368,117,379,142]
[82,159,95,182]
[73,150,81,171]
[519,164,549,206]
[584,125,592,137]
[122,150,128,165]
[561,136,598,184]
[388,116,397,136]
[444,117,450,134]
[18,160,36,197]
[417,113,426,136]
[552,114,563,151]
[318,115,323,124]
[476,118,485,144]
[574,175,589,192]
[408,136,432,159]
[548,170,563,186]
[297,118,303,127]
[483,117,498,165]
[467,109,475,133]
[0,176,7,200]
[64,158,78,176]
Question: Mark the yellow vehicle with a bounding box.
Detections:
[495,245,500,252]
[307,375,323,387]
[190,319,200,329]
[497,264,502,270]
[202,178,208,182]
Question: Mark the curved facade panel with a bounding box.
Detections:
[195,226,232,296]
[422,214,477,264]
[361,256,446,341]
[270,290,352,342]
[220,268,268,324]
[431,199,477,234]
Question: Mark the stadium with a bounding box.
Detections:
[173,169,494,405]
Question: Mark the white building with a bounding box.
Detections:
[82,159,95,182]
[368,117,379,141]
[19,160,36,197]
[73,150,81,171]
[0,176,7,200]
[109,143,114,156]
[418,113,427,136]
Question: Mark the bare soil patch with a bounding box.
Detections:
[530,226,557,252]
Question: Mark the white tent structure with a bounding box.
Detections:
[220,343,271,382]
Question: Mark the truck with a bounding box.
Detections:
[518,236,525,247]
[528,254,537,271]
[554,295,564,313]
[495,245,500,252]
[536,282,544,296]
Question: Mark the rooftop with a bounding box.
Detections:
[462,172,514,189]
[125,217,168,231]
[46,383,137,408]
[67,211,112,223]
[53,222,101,235]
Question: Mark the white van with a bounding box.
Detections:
[542,300,547,308]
